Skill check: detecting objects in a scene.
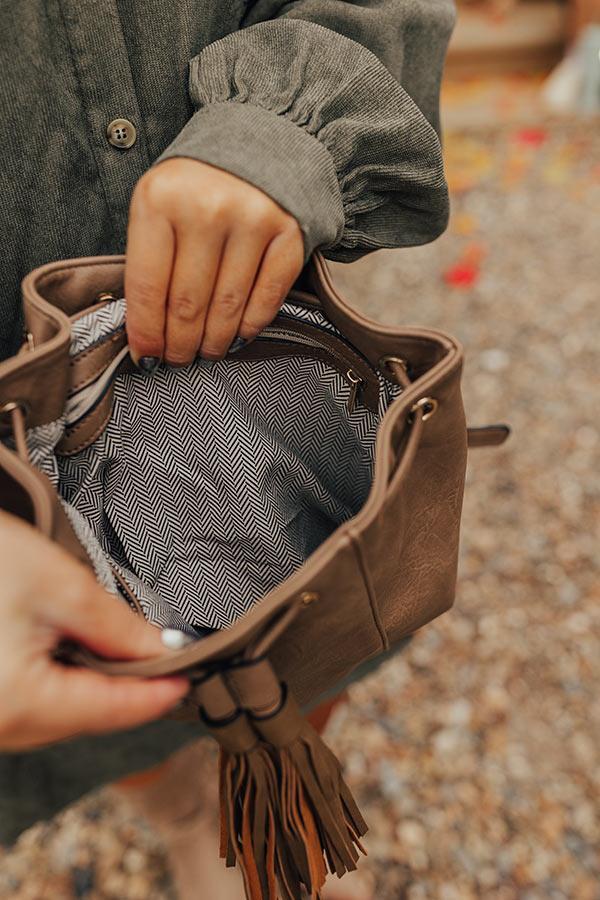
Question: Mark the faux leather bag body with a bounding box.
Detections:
[0,253,508,899]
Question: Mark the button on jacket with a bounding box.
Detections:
[0,0,455,361]
[0,0,454,839]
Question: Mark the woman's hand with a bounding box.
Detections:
[125,159,305,369]
[0,512,188,751]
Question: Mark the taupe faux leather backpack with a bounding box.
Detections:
[0,253,508,899]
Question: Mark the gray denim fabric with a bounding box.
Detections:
[0,0,452,840]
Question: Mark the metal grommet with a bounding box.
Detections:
[299,591,319,607]
[0,399,28,418]
[0,401,22,415]
[380,354,408,374]
[410,396,438,422]
[0,399,29,428]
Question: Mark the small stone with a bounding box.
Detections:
[433,727,469,756]
[558,581,580,605]
[566,612,590,634]
[397,820,427,848]
[71,866,94,898]
[479,348,510,371]
[442,699,472,727]
[122,848,145,875]
[570,732,596,766]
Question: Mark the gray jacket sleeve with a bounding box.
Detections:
[153,1,456,262]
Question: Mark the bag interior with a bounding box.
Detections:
[27,296,403,635]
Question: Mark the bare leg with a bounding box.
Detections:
[114,738,245,900]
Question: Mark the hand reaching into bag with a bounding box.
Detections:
[125,159,305,371]
[0,511,189,751]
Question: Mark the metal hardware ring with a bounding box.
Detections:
[380,354,408,373]
[410,396,438,421]
[0,399,29,421]
[0,401,23,415]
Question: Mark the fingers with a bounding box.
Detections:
[52,668,188,739]
[54,577,171,661]
[124,160,305,369]
[125,185,176,366]
[8,667,189,750]
[239,225,304,341]
[197,228,267,360]
[1,515,166,663]
[162,227,224,365]
[0,513,191,751]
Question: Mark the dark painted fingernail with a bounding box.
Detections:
[228,336,247,354]
[137,356,160,375]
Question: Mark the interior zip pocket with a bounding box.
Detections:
[65,344,129,428]
[64,311,383,432]
[238,314,381,415]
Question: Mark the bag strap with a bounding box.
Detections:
[467,424,511,448]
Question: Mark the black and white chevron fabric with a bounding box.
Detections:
[26,299,402,635]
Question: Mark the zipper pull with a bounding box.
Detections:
[346,369,363,414]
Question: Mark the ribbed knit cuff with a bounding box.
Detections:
[153,101,345,262]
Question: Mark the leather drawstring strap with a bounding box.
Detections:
[467,424,511,448]
[382,356,510,450]
[193,660,367,900]
[0,402,29,461]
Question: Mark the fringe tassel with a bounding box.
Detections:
[217,687,367,900]
[220,745,280,899]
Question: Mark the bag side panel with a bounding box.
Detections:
[357,366,467,645]
[269,536,385,707]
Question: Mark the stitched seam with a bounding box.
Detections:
[71,363,106,392]
[58,403,113,456]
[349,530,389,652]
[70,326,125,364]
[233,344,379,413]
[55,0,116,232]
[112,567,145,616]
[112,2,151,169]
[69,329,123,390]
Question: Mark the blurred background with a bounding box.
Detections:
[1,2,598,897]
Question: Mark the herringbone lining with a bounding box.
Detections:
[27,300,401,634]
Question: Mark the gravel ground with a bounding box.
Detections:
[1,117,598,899]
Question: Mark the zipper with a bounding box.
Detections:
[64,344,129,428]
[253,314,378,414]
[346,370,362,415]
[64,313,381,429]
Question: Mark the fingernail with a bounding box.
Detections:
[161,628,195,650]
[137,356,160,375]
[228,336,247,354]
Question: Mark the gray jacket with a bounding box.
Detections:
[0,0,454,840]
[0,0,454,360]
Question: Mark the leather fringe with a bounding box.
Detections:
[217,688,367,900]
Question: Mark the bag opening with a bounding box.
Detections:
[26,297,403,634]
